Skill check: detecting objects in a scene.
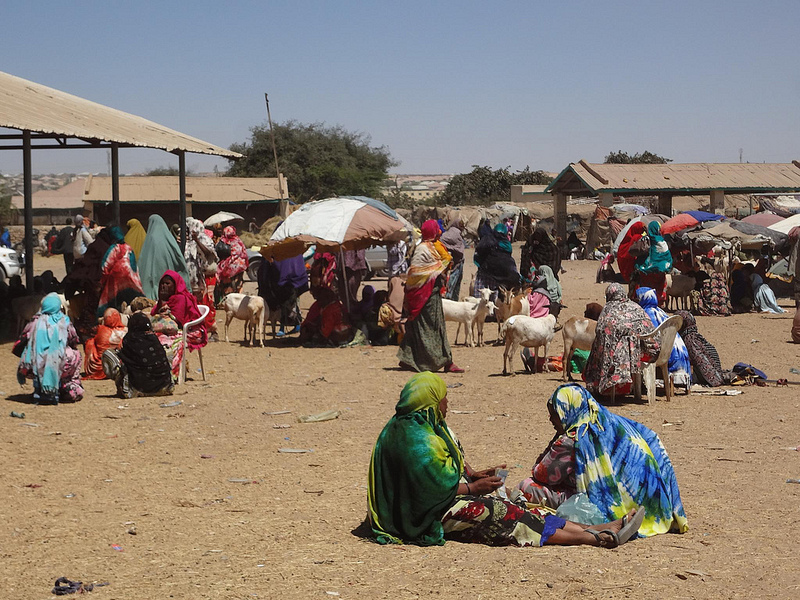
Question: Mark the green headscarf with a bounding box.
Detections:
[138,215,190,300]
[368,372,464,545]
[538,265,562,303]
[636,221,673,274]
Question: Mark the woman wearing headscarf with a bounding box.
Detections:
[583,283,659,397]
[124,218,147,260]
[748,266,786,314]
[97,226,144,318]
[257,254,309,336]
[538,265,562,305]
[151,270,207,377]
[103,312,173,398]
[184,217,218,338]
[368,373,644,548]
[138,215,190,300]
[526,270,552,319]
[675,310,726,386]
[634,221,672,305]
[635,287,692,388]
[473,223,521,294]
[518,384,687,537]
[440,215,466,300]
[615,221,647,283]
[216,225,248,301]
[16,293,84,404]
[521,226,561,280]
[397,221,463,373]
[83,308,127,380]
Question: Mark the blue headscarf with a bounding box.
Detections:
[635,287,692,384]
[549,384,688,537]
[17,293,70,397]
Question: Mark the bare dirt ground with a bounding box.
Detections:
[2,247,800,599]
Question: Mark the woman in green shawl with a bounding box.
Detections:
[634,221,673,305]
[138,215,190,300]
[368,372,644,548]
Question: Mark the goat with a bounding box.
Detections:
[501,314,561,376]
[219,293,265,347]
[494,286,531,341]
[443,288,493,347]
[561,316,597,381]
[665,272,697,311]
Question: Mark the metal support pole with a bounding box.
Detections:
[178,151,187,252]
[111,143,120,226]
[22,130,34,287]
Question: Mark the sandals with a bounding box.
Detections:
[586,507,645,548]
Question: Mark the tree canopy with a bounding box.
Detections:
[604,150,672,164]
[436,166,553,206]
[227,120,396,203]
[0,177,14,224]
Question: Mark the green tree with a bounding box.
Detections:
[144,166,195,176]
[604,150,672,164]
[226,120,397,203]
[0,176,15,224]
[437,166,553,206]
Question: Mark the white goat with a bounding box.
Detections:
[443,288,493,347]
[220,293,265,347]
[665,272,696,311]
[561,317,597,381]
[501,314,561,376]
[494,286,531,341]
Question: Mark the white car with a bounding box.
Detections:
[0,246,22,283]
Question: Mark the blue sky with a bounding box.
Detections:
[1,0,798,176]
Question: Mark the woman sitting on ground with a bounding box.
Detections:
[583,283,659,397]
[83,308,127,380]
[299,287,353,346]
[518,384,688,537]
[103,312,174,398]
[746,264,786,314]
[635,287,692,389]
[16,293,84,404]
[675,310,729,386]
[150,270,207,377]
[368,372,645,548]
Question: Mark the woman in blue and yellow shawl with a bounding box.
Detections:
[519,384,688,537]
[368,373,644,548]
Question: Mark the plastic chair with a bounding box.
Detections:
[178,304,210,385]
[637,314,684,404]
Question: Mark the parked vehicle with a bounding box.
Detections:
[0,246,22,283]
[364,245,389,279]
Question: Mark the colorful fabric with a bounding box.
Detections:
[616,221,646,283]
[549,384,688,537]
[584,283,658,395]
[521,228,560,279]
[217,226,248,281]
[404,236,451,321]
[98,231,144,317]
[538,265,562,303]
[636,221,673,274]
[636,287,692,387]
[139,215,190,300]
[184,217,217,294]
[519,434,576,507]
[397,282,453,372]
[124,218,147,260]
[441,496,565,547]
[151,270,207,350]
[368,372,463,545]
[696,271,732,316]
[527,290,550,318]
[676,310,724,386]
[83,308,127,380]
[310,252,338,292]
[17,293,84,403]
[474,224,520,291]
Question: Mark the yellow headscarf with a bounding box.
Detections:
[125,218,147,260]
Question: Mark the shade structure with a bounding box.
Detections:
[260,196,413,260]
[768,213,800,235]
[742,212,784,228]
[660,210,724,235]
[204,211,245,226]
[612,214,668,251]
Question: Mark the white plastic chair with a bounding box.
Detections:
[636,314,684,404]
[178,304,210,385]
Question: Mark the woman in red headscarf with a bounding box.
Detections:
[397,220,464,373]
[616,221,646,283]
[83,308,127,380]
[216,225,248,301]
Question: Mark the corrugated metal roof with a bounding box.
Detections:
[547,160,800,194]
[83,175,287,203]
[0,71,241,158]
[11,178,87,210]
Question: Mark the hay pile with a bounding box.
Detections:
[240,216,283,249]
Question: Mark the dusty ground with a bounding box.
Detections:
[2,247,800,599]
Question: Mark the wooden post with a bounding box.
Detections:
[656,193,673,216]
[710,190,725,214]
[178,151,187,252]
[554,193,568,242]
[22,130,34,286]
[111,143,120,226]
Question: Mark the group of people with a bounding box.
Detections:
[368,372,687,548]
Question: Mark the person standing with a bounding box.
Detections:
[440,215,465,300]
[52,218,75,275]
[71,215,93,260]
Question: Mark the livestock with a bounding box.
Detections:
[501,314,561,376]
[220,293,265,347]
[494,286,531,340]
[560,316,597,381]
[443,288,493,347]
[665,272,696,311]
[11,294,71,336]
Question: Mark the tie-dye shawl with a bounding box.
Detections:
[368,372,463,545]
[549,384,688,537]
